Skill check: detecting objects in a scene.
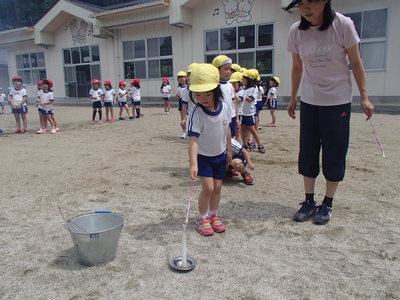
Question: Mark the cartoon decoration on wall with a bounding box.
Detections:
[64,19,93,45]
[221,0,254,24]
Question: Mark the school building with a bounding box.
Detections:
[0,0,399,106]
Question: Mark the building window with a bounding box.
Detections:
[204,24,274,79]
[62,45,101,98]
[345,8,387,71]
[16,52,46,85]
[123,36,173,79]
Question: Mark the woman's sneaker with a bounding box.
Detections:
[293,201,317,222]
[195,217,214,236]
[210,214,225,233]
[313,204,333,225]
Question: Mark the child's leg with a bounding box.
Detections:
[249,125,262,146]
[198,177,214,215]
[14,113,21,130]
[124,104,130,116]
[51,114,58,128]
[131,105,135,116]
[21,113,27,130]
[105,106,110,120]
[241,125,249,146]
[46,115,55,128]
[209,179,223,212]
[231,158,246,173]
[271,109,276,124]
[92,109,96,121]
[167,101,171,112]
[135,105,140,118]
[110,106,114,120]
[98,108,102,121]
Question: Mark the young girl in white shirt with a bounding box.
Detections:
[103,80,116,123]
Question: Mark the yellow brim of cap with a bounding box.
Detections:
[189,82,218,93]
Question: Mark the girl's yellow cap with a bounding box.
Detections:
[272,76,281,84]
[212,55,233,68]
[231,64,242,73]
[177,71,187,77]
[229,72,243,83]
[189,64,220,93]
[242,69,257,80]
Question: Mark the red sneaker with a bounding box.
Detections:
[210,214,225,233]
[195,217,214,236]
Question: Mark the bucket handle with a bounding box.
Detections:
[94,210,112,213]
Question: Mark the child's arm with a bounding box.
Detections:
[245,96,254,103]
[180,103,188,130]
[189,136,199,180]
[242,149,254,170]
[114,95,117,104]
[19,96,27,107]
[40,100,54,105]
[226,129,232,166]
[9,95,16,108]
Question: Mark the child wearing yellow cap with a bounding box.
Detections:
[188,63,232,236]
[266,76,280,127]
[212,55,238,139]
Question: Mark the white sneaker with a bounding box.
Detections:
[180,132,187,139]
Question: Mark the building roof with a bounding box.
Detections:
[64,0,105,12]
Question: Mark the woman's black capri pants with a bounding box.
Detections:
[299,101,351,182]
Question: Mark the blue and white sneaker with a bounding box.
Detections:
[313,204,333,225]
[293,201,317,222]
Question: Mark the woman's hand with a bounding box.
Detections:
[360,98,374,120]
[189,164,198,180]
[287,100,297,119]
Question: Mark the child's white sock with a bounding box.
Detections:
[208,210,218,217]
[198,213,208,219]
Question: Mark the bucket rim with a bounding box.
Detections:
[67,212,126,235]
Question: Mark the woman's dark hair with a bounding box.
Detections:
[299,1,336,31]
[189,85,223,111]
[133,83,140,89]
[243,76,255,88]
[105,84,112,90]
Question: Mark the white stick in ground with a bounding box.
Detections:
[370,119,386,158]
[181,224,187,268]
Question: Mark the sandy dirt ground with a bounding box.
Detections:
[0,105,399,300]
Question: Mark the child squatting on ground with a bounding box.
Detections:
[188,63,232,236]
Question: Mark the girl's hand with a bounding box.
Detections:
[248,163,255,170]
[180,120,186,130]
[189,164,198,180]
[236,118,240,130]
[361,98,374,120]
[287,100,297,119]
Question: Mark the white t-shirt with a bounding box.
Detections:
[161,85,171,99]
[130,87,141,101]
[231,138,243,156]
[9,88,27,106]
[188,101,231,157]
[0,93,5,104]
[257,86,264,102]
[287,12,360,106]
[268,87,277,99]
[220,81,236,118]
[38,89,54,111]
[89,88,104,102]
[241,87,258,116]
[182,86,196,115]
[104,89,115,102]
[118,88,127,102]
[236,89,245,116]
[176,86,187,100]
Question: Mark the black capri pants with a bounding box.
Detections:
[299,101,351,182]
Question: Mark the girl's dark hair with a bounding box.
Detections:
[105,84,112,90]
[189,85,223,111]
[178,76,188,87]
[243,76,255,88]
[133,83,140,89]
[160,81,170,89]
[299,1,336,31]
[42,80,53,92]
[270,78,279,87]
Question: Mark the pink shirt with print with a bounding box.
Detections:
[287,12,360,106]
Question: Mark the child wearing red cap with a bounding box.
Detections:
[36,79,57,134]
[9,75,28,133]
[117,81,132,120]
[160,77,172,115]
[129,78,141,119]
[103,80,116,123]
[89,79,104,123]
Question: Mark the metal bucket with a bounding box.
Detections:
[67,211,125,266]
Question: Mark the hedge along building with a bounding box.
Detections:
[0,0,399,104]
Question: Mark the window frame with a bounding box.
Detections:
[16,52,47,85]
[122,35,174,80]
[204,23,275,77]
[345,8,388,72]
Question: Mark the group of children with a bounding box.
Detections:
[174,56,280,236]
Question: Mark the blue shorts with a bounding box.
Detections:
[38,108,53,115]
[0,103,4,107]
[12,106,28,114]
[198,152,227,180]
[178,99,185,111]
[255,101,264,116]
[133,101,141,106]
[118,101,127,107]
[230,116,237,137]
[163,97,170,101]
[104,102,114,107]
[92,101,103,109]
[241,115,255,126]
[267,98,277,110]
[233,154,247,166]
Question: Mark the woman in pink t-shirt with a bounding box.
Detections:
[286,0,374,225]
